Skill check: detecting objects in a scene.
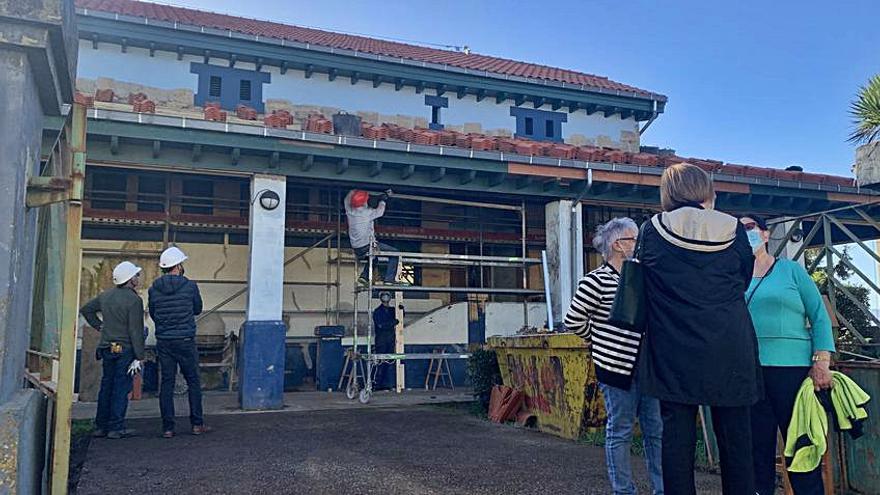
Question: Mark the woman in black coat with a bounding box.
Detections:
[638,163,761,494]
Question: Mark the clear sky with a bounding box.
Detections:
[160,0,878,178]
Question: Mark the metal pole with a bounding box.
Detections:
[823,216,841,341]
[392,192,521,211]
[521,200,528,328]
[366,240,374,397]
[336,190,342,326]
[326,192,332,326]
[51,103,86,495]
[542,250,553,331]
[197,232,334,322]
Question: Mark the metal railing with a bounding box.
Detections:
[768,202,880,361]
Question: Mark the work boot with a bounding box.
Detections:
[191,425,214,436]
[91,429,108,438]
[106,429,137,439]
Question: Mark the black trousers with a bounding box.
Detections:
[661,401,754,495]
[157,338,204,432]
[752,366,824,495]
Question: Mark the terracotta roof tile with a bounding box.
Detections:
[75,0,665,100]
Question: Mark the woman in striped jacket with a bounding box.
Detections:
[564,217,662,495]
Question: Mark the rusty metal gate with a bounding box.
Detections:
[25,103,87,494]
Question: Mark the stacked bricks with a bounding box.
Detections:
[454,133,473,148]
[127,92,148,104]
[438,130,458,146]
[132,99,156,113]
[305,114,332,134]
[470,136,497,151]
[575,146,602,161]
[95,88,114,103]
[629,153,661,166]
[236,105,258,121]
[413,130,440,146]
[514,141,543,156]
[74,92,94,108]
[361,123,390,140]
[545,143,577,159]
[264,109,293,128]
[204,106,227,122]
[497,139,517,153]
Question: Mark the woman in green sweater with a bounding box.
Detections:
[741,214,834,495]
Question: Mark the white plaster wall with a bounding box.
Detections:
[77,41,638,148]
[485,302,548,337]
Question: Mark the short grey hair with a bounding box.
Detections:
[592,217,638,260]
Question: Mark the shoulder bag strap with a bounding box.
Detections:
[746,258,778,306]
[633,217,650,261]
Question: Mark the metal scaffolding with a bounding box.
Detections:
[346,193,545,404]
[768,202,880,361]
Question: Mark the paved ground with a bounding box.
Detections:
[72,389,472,420]
[76,405,723,494]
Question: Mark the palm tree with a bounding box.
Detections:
[849,74,880,144]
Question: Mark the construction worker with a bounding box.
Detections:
[345,188,401,285]
[372,291,400,390]
[80,261,146,440]
[148,246,212,438]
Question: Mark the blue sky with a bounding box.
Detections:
[165,0,879,177]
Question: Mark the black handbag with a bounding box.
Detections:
[608,220,648,333]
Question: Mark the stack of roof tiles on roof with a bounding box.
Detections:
[75,0,664,100]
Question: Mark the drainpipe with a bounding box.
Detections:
[564,168,592,327]
[639,100,659,136]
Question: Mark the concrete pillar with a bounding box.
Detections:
[0,1,76,491]
[239,174,287,410]
[545,201,584,326]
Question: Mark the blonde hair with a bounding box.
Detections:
[660,163,715,211]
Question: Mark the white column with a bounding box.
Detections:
[545,200,584,324]
[246,174,287,321]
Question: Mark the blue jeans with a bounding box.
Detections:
[355,242,399,283]
[157,338,204,432]
[95,347,134,432]
[600,382,664,495]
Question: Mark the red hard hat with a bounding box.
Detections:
[350,190,369,208]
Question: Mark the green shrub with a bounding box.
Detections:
[467,348,502,410]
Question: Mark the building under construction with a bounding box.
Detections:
[40,0,880,407]
[6,0,880,490]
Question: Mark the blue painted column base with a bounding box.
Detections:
[239,320,286,410]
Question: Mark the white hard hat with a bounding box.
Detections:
[159,246,188,269]
[112,261,142,285]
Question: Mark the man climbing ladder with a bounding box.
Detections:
[345,188,402,286]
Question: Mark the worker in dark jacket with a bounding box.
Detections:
[148,246,212,438]
[80,261,146,439]
[638,163,760,495]
[372,291,400,390]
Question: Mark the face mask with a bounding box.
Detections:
[746,229,764,252]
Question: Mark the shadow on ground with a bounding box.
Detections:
[76,405,723,494]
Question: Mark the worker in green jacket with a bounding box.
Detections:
[80,261,146,439]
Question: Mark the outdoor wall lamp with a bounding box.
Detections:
[254,189,280,211]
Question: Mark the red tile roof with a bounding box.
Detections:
[75,0,665,101]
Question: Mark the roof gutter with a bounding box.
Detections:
[639,100,660,135]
